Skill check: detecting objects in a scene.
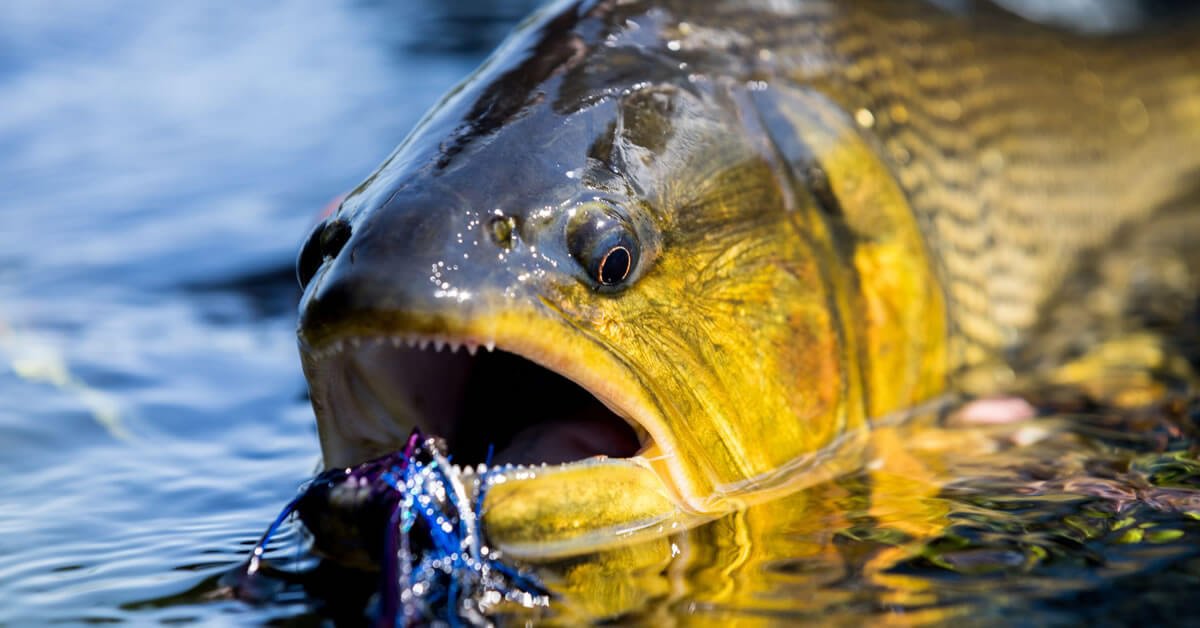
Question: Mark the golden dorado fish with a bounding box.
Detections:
[296,0,1200,560]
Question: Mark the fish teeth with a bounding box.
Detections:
[314,333,499,356]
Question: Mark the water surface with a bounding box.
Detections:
[0,2,536,623]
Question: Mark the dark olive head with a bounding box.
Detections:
[296,0,849,509]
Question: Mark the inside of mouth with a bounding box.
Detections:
[337,338,644,467]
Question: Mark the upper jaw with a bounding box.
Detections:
[305,331,496,361]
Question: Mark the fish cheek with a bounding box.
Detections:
[781,291,850,454]
[642,225,852,498]
[713,241,855,495]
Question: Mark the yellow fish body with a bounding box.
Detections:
[296,0,1200,559]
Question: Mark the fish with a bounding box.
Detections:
[295,0,1200,560]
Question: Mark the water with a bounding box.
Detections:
[2,1,1199,625]
[0,1,538,623]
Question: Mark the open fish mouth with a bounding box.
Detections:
[304,332,657,470]
[299,322,694,559]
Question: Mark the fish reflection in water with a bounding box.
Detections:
[487,403,1200,624]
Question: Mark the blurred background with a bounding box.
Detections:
[0,0,1193,624]
[0,1,536,622]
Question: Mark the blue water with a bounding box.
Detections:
[0,2,535,622]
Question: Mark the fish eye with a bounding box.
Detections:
[567,203,640,289]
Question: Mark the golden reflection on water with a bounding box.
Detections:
[512,402,1200,625]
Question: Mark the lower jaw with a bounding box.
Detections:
[471,455,700,560]
[300,442,693,563]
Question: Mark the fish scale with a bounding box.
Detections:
[658,0,1200,374]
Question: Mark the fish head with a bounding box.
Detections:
[297,0,917,559]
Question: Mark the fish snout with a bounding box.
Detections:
[296,195,534,348]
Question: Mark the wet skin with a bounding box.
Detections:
[297,0,1200,559]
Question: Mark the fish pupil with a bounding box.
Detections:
[598,246,631,285]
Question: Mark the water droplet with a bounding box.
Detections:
[854,108,875,128]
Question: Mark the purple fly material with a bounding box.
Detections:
[242,430,549,626]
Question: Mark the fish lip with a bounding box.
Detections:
[299,321,690,506]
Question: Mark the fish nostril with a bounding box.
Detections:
[488,215,517,250]
[296,218,353,290]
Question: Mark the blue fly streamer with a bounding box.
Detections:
[242,430,550,626]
